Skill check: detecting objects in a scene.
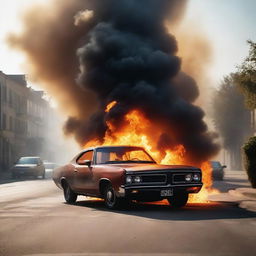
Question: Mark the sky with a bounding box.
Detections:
[0,0,255,88]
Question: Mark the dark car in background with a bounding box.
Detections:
[11,156,45,179]
[210,161,227,180]
[53,146,203,209]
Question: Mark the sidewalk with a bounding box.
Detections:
[209,187,256,213]
[229,188,256,212]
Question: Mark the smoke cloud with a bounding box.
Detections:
[8,0,219,165]
[74,9,94,26]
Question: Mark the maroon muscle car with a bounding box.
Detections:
[52,146,203,209]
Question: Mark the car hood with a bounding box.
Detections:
[13,164,37,168]
[105,163,200,172]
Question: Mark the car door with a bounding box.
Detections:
[73,150,94,194]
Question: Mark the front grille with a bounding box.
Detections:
[141,174,166,183]
[173,174,186,183]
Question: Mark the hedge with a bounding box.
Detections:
[243,136,256,188]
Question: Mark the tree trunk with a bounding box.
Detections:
[251,109,256,135]
[254,109,256,135]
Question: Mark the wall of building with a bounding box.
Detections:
[0,71,57,171]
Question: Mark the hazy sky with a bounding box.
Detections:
[0,0,255,88]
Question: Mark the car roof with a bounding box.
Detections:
[19,156,41,159]
[84,145,145,151]
[74,146,145,160]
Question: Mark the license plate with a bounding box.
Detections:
[160,189,173,197]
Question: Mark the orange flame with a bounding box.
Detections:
[85,102,218,203]
[105,101,117,113]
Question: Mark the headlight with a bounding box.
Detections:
[193,173,200,181]
[185,174,192,182]
[126,175,132,184]
[134,176,142,183]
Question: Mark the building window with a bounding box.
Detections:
[9,116,12,131]
[3,85,7,103]
[9,90,13,107]
[3,114,6,130]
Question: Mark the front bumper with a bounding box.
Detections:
[12,168,39,176]
[119,183,203,201]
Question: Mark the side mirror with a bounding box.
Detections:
[80,160,92,167]
[222,165,227,168]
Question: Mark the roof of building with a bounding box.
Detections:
[7,75,27,87]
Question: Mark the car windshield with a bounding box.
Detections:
[211,161,221,168]
[44,163,55,169]
[17,157,39,165]
[96,147,156,164]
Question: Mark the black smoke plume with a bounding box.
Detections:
[9,0,219,164]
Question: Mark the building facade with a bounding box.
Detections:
[0,71,55,171]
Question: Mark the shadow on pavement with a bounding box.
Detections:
[213,177,251,193]
[73,199,256,221]
[0,176,52,185]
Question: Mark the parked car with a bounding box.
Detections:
[11,156,45,179]
[210,161,227,180]
[52,146,203,209]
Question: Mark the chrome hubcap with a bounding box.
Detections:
[107,190,113,202]
[65,186,70,198]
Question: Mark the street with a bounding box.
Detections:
[0,171,256,256]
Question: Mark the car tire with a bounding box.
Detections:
[104,184,122,209]
[167,192,188,208]
[63,182,77,204]
[41,171,46,179]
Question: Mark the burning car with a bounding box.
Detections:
[53,146,203,209]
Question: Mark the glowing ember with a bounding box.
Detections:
[105,101,117,113]
[85,103,219,203]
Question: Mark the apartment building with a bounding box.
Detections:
[0,71,54,171]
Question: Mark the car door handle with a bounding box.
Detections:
[74,169,78,173]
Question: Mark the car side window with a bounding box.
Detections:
[77,151,94,165]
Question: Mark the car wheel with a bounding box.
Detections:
[167,192,188,208]
[104,184,122,209]
[63,182,77,204]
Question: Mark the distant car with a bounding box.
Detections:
[11,156,45,179]
[53,146,203,209]
[43,161,59,170]
[43,161,60,178]
[210,161,226,180]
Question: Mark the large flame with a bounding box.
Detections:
[85,101,219,203]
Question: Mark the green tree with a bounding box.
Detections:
[236,40,256,131]
[212,74,251,169]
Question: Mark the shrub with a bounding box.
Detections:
[243,136,256,188]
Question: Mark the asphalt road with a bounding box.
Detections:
[0,171,256,256]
